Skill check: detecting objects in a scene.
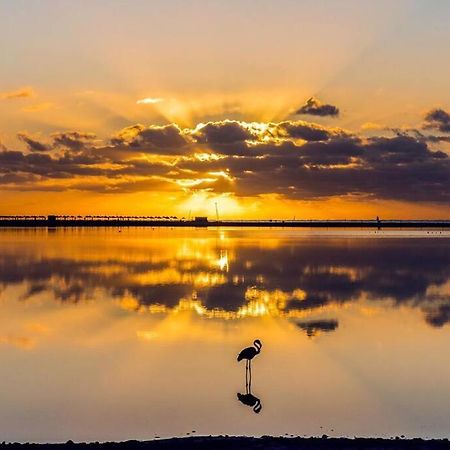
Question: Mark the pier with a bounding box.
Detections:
[0,215,449,228]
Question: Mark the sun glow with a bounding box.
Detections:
[177,191,243,218]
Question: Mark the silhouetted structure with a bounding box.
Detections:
[1,215,450,228]
[194,216,208,225]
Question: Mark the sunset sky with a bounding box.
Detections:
[1,0,449,218]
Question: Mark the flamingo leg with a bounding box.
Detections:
[249,360,252,393]
[245,360,249,393]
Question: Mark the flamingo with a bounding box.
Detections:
[237,339,262,391]
[237,339,262,363]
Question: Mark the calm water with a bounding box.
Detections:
[1,228,450,442]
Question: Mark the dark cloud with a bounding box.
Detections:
[275,120,348,141]
[0,147,108,182]
[1,119,449,203]
[17,133,50,152]
[180,135,449,202]
[424,108,450,133]
[110,124,145,146]
[0,172,38,185]
[112,124,188,152]
[0,150,25,163]
[393,127,450,144]
[192,120,254,144]
[296,97,340,117]
[134,124,187,150]
[52,131,96,151]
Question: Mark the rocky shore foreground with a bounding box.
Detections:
[2,436,450,450]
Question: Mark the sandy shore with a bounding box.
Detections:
[1,437,450,449]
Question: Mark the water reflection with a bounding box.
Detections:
[297,320,339,338]
[0,229,449,329]
[1,229,450,441]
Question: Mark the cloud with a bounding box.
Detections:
[390,127,450,144]
[52,131,97,151]
[275,120,349,141]
[424,108,450,133]
[110,124,145,145]
[1,118,449,203]
[192,120,255,144]
[180,133,449,202]
[136,97,164,104]
[296,97,340,117]
[111,124,188,152]
[0,86,35,100]
[17,133,50,152]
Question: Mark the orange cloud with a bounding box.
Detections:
[0,86,35,100]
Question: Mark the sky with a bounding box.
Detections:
[0,0,449,218]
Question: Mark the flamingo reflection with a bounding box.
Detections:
[237,392,262,413]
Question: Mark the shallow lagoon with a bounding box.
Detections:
[1,228,450,442]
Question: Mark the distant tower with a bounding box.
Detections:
[215,202,220,222]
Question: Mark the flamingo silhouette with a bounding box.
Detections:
[237,339,262,363]
[237,339,262,391]
[236,340,263,414]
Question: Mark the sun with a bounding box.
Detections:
[177,192,243,219]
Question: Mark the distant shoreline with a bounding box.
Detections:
[1,216,450,229]
[2,436,450,449]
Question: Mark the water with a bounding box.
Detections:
[0,228,450,443]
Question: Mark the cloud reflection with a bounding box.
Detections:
[0,232,449,333]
